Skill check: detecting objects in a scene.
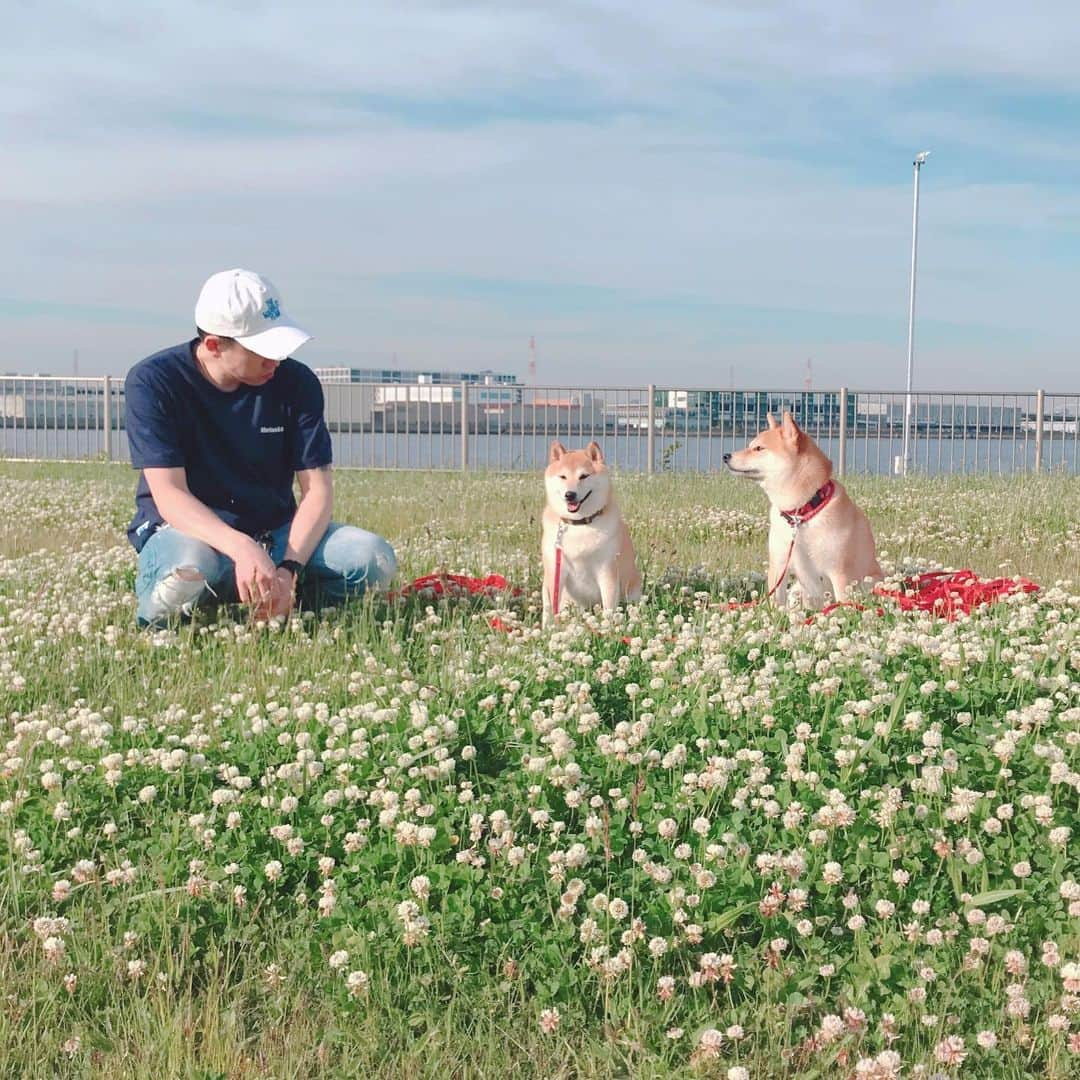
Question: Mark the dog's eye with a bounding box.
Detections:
[559,474,567,480]
[578,474,587,481]
[753,445,764,452]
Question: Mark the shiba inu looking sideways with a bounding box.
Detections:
[542,441,642,627]
[724,412,882,608]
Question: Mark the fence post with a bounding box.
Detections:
[1033,388,1045,473]
[837,387,848,478]
[646,384,655,476]
[103,376,113,461]
[459,382,469,472]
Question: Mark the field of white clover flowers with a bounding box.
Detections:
[0,461,1078,1079]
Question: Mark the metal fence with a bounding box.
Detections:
[0,376,1077,476]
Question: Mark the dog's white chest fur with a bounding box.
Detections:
[544,520,617,608]
[771,509,840,569]
[770,510,834,588]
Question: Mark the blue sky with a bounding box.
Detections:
[3,1,1079,389]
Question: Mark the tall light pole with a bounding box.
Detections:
[900,150,930,476]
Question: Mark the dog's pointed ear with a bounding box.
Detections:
[549,441,567,463]
[585,440,605,464]
[766,412,779,430]
[781,411,802,442]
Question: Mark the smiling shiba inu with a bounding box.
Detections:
[542,441,641,627]
[724,412,881,608]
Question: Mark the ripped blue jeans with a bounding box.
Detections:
[135,521,397,627]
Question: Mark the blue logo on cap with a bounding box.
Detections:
[262,297,281,320]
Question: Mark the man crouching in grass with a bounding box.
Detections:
[124,267,397,628]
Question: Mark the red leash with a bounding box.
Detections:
[551,520,568,617]
[553,545,563,616]
[726,529,797,610]
[724,481,835,610]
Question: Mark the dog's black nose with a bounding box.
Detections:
[565,490,577,502]
[722,452,732,463]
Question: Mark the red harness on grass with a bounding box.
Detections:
[871,570,1038,617]
[393,573,521,600]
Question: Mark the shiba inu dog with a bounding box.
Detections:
[724,412,881,608]
[542,441,642,626]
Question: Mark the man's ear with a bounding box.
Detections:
[201,334,228,358]
[549,441,567,463]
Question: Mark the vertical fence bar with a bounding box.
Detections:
[103,377,112,461]
[837,387,848,478]
[380,385,387,470]
[459,382,469,472]
[1033,389,1045,473]
[646,384,655,476]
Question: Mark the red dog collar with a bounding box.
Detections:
[781,479,835,527]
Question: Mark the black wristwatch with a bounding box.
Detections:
[276,558,304,579]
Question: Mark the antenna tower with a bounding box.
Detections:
[528,336,537,385]
[804,357,813,392]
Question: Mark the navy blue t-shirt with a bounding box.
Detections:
[124,340,333,551]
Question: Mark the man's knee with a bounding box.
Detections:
[320,527,397,594]
[146,565,211,619]
[137,535,229,625]
[345,532,397,592]
[366,535,398,590]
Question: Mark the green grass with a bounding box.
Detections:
[0,463,1077,1078]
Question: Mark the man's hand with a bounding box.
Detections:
[253,567,297,621]
[232,538,278,608]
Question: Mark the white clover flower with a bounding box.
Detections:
[821,862,843,885]
[42,936,65,964]
[934,1035,966,1065]
[539,1007,560,1034]
[697,1029,723,1057]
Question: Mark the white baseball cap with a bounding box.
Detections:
[194,268,312,361]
